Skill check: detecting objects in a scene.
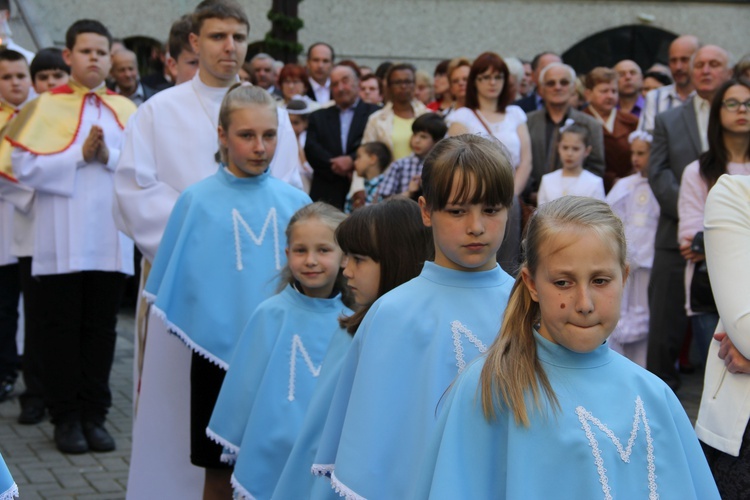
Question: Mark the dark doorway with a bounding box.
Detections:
[123,36,165,81]
[562,25,676,75]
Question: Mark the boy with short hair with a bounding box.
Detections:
[0,49,70,424]
[8,19,137,454]
[0,50,32,124]
[8,47,71,426]
[165,14,200,86]
[376,112,446,201]
[29,47,70,93]
[345,141,392,213]
[116,2,301,497]
[0,49,32,407]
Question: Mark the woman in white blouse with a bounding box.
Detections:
[447,52,532,274]
[695,78,750,500]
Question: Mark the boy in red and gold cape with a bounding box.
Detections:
[0,48,32,409]
[9,48,70,428]
[6,19,136,455]
[0,49,31,126]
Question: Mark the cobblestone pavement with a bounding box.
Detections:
[1,311,135,500]
[0,309,706,499]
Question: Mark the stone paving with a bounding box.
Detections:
[0,308,706,499]
[0,311,135,500]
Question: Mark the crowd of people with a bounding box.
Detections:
[0,0,749,498]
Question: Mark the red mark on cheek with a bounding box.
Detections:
[560,303,566,309]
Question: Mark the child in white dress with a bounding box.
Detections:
[537,123,605,206]
[606,131,660,367]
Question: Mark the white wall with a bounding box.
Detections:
[24,0,750,72]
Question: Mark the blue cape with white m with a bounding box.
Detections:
[272,326,354,500]
[0,453,17,500]
[207,284,351,500]
[413,332,720,500]
[144,166,311,368]
[312,261,513,499]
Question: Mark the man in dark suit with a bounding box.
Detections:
[305,42,334,103]
[110,49,158,106]
[305,64,379,209]
[646,45,732,390]
[525,62,605,204]
[514,51,561,113]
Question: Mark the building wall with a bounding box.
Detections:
[24,0,750,71]
[299,0,749,70]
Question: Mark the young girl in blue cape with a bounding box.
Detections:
[272,198,432,500]
[415,196,720,500]
[312,134,516,499]
[207,202,351,499]
[141,84,311,498]
[0,452,17,499]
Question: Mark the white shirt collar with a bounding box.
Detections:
[588,106,616,133]
[309,77,330,92]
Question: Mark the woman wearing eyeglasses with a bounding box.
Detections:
[446,52,532,274]
[361,62,429,161]
[694,79,750,500]
[278,63,312,105]
[677,78,750,370]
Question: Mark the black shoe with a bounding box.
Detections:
[0,378,14,402]
[18,401,45,425]
[82,421,115,452]
[54,420,89,454]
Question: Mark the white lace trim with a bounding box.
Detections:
[288,334,322,401]
[150,304,229,370]
[220,451,237,465]
[0,482,18,500]
[311,463,335,477]
[330,471,366,500]
[576,396,658,500]
[233,207,282,271]
[450,320,488,373]
[231,473,257,500]
[142,290,156,304]
[205,426,239,465]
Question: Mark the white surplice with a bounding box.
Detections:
[12,94,133,277]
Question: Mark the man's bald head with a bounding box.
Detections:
[614,59,643,98]
[111,49,139,94]
[669,35,700,89]
[691,44,732,101]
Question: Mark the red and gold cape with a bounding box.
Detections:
[0,80,136,182]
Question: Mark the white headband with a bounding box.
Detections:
[628,130,653,144]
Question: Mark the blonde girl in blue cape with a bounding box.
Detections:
[139,84,310,499]
[416,196,719,499]
[208,202,351,499]
[274,197,432,499]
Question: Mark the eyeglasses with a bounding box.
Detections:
[476,74,504,83]
[722,99,750,112]
[544,79,571,88]
[389,79,415,87]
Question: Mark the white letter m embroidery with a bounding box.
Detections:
[233,207,281,271]
[288,335,321,401]
[450,320,487,374]
[576,396,657,500]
